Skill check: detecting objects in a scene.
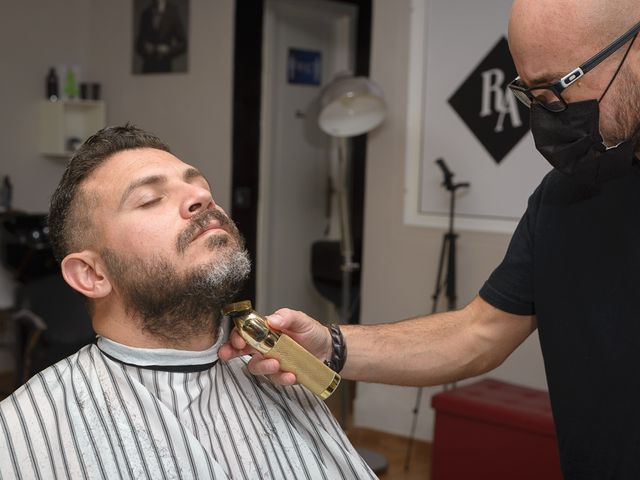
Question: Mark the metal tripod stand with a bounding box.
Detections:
[404,158,470,470]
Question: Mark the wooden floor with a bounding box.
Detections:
[348,427,431,480]
[329,380,432,479]
[0,373,432,479]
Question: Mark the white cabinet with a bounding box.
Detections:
[39,100,106,157]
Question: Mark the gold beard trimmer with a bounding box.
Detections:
[222,301,340,399]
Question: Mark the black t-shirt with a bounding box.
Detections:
[480,162,640,479]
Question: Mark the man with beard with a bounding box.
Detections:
[0,125,376,479]
[221,0,640,477]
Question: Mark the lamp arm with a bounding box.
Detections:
[336,137,355,268]
[336,136,359,325]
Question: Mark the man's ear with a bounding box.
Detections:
[61,251,112,299]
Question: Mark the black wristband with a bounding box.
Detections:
[325,324,347,373]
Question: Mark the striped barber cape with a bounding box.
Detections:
[0,337,377,479]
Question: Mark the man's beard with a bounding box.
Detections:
[601,67,640,153]
[102,211,251,345]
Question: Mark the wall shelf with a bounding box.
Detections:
[39,100,106,157]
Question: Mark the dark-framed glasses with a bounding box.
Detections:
[508,20,640,112]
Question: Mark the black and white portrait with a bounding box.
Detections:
[133,0,189,74]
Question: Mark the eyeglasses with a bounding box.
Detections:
[508,20,640,112]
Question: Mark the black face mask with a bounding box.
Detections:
[530,100,635,187]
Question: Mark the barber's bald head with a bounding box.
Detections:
[508,0,640,151]
[509,0,640,87]
[509,0,639,45]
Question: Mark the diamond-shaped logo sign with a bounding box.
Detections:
[448,37,530,164]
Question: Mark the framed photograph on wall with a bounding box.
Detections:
[133,0,189,74]
[403,0,551,233]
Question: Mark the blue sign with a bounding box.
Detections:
[287,48,322,86]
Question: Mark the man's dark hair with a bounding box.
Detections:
[48,124,170,262]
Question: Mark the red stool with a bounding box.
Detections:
[431,378,562,480]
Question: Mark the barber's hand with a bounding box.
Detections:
[218,308,332,386]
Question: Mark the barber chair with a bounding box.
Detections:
[310,239,360,324]
[1,212,57,282]
[13,272,95,384]
[2,213,94,384]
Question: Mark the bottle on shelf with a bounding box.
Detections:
[63,66,78,100]
[46,68,58,101]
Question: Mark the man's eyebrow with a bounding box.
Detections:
[119,174,167,207]
[527,72,567,87]
[184,167,211,188]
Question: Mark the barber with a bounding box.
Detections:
[222,0,640,477]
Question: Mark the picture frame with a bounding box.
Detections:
[132,0,189,74]
[403,0,550,233]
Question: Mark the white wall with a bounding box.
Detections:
[87,0,235,210]
[0,1,92,213]
[352,0,548,441]
[0,0,234,215]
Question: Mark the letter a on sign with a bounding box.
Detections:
[448,37,529,164]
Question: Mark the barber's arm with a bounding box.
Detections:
[218,295,537,387]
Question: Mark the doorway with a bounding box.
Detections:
[232,0,371,319]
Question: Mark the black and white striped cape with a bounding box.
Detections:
[0,338,377,479]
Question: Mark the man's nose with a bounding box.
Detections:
[182,185,216,217]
